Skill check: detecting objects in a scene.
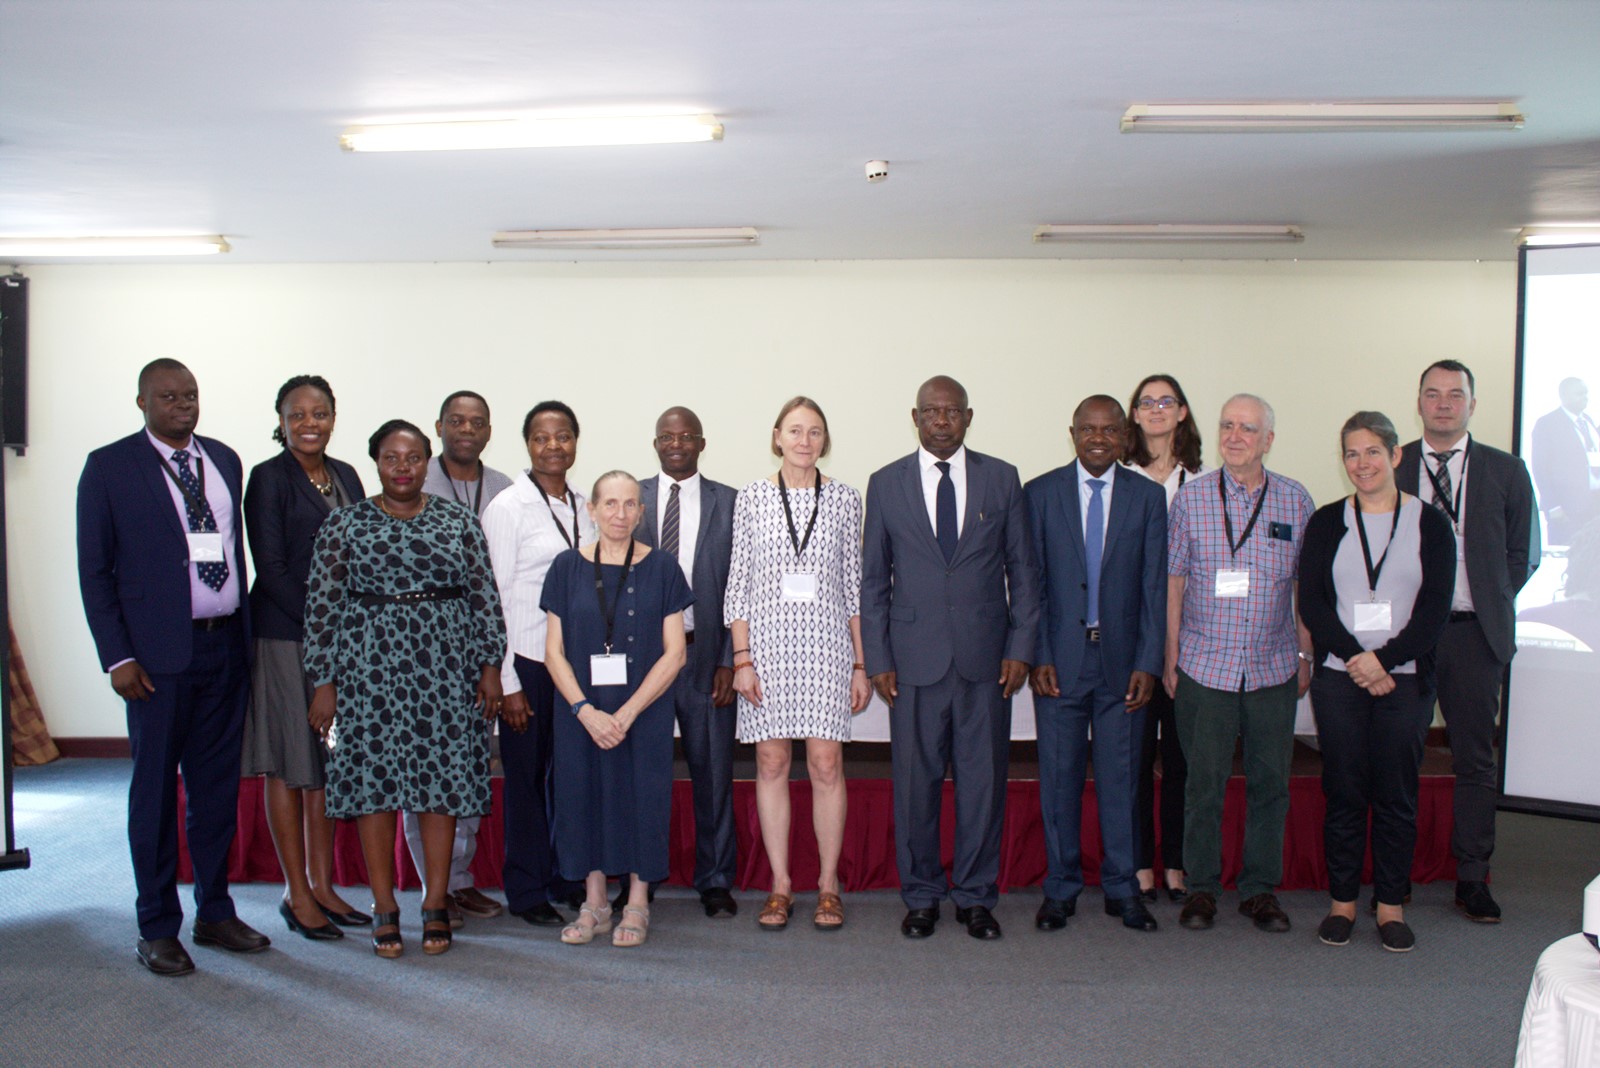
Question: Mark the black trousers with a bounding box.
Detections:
[668,668,737,892]
[1310,669,1432,905]
[1434,618,1506,881]
[126,618,248,940]
[1136,681,1186,872]
[500,656,575,911]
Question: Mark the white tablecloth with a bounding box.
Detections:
[1517,933,1600,1068]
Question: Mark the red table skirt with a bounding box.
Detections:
[180,775,1457,892]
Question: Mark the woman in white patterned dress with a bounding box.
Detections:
[726,397,870,933]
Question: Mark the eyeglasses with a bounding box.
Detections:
[1136,396,1180,411]
[655,433,704,447]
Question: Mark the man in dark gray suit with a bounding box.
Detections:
[862,375,1040,940]
[636,406,740,917]
[1399,359,1538,922]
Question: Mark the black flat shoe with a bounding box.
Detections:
[1139,887,1158,904]
[1166,886,1189,903]
[136,937,195,977]
[1378,920,1416,952]
[280,899,344,941]
[513,902,568,927]
[1317,914,1354,947]
[318,903,372,927]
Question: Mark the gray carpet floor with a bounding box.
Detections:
[3,759,1597,1067]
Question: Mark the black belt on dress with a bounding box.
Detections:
[1448,610,1478,623]
[193,612,237,631]
[354,586,464,607]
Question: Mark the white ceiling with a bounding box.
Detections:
[3,0,1600,264]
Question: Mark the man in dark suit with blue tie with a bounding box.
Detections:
[636,406,741,917]
[1025,395,1166,934]
[862,376,1039,940]
[77,359,268,976]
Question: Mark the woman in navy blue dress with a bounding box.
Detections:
[542,471,693,948]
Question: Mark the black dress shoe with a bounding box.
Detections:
[318,903,373,927]
[1166,885,1189,903]
[901,906,939,939]
[280,899,343,941]
[955,905,1002,940]
[192,916,271,953]
[513,902,568,927]
[1104,895,1159,932]
[700,887,738,918]
[1238,893,1291,933]
[1179,891,1217,929]
[136,937,195,976]
[1139,886,1158,904]
[1455,881,1502,923]
[1035,897,1075,930]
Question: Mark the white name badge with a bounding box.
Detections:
[590,653,628,686]
[1352,600,1393,633]
[1215,569,1250,598]
[187,532,225,562]
[781,570,818,603]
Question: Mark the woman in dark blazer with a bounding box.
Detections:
[241,375,366,939]
[1299,410,1454,953]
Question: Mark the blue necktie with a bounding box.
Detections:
[171,448,229,592]
[935,461,957,564]
[1086,478,1105,626]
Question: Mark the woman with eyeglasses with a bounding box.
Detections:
[1123,373,1207,904]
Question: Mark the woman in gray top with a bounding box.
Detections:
[1299,411,1455,953]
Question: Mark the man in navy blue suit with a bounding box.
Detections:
[77,358,268,976]
[862,375,1039,940]
[1025,395,1167,934]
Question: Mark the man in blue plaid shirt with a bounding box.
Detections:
[1163,394,1315,934]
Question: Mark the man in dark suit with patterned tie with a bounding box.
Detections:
[77,359,268,975]
[1025,396,1166,935]
[1398,359,1538,922]
[862,376,1039,940]
[636,406,740,916]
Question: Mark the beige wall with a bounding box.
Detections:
[8,258,1516,737]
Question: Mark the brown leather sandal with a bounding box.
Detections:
[758,892,794,931]
[814,891,844,931]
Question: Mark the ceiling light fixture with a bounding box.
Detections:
[0,235,231,257]
[1034,224,1304,244]
[341,114,724,152]
[1120,101,1524,133]
[493,227,758,250]
[1517,225,1600,247]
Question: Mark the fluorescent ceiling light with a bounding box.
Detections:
[0,235,230,257]
[341,114,723,152]
[493,227,758,250]
[1518,226,1600,247]
[1121,101,1524,133]
[1034,224,1303,244]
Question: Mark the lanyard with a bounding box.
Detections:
[1422,443,1468,528]
[531,475,578,549]
[1352,494,1403,597]
[776,468,822,560]
[1177,468,1187,489]
[157,449,214,529]
[591,538,636,654]
[441,458,483,515]
[1220,471,1269,557]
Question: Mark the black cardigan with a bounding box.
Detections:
[243,449,365,642]
[1297,495,1456,682]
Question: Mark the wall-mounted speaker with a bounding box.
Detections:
[1,275,27,455]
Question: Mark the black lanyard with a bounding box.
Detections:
[1220,471,1269,558]
[1352,494,1403,597]
[776,468,822,560]
[1422,442,1468,528]
[591,538,636,654]
[441,458,483,515]
[157,449,214,529]
[532,475,578,549]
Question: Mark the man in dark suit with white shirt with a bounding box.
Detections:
[1531,377,1600,546]
[76,358,270,975]
[636,406,740,917]
[1398,359,1538,922]
[1025,396,1166,935]
[862,375,1040,940]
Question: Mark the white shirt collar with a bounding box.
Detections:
[658,470,703,494]
[1077,461,1113,489]
[1422,432,1470,457]
[145,428,200,459]
[918,444,966,473]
